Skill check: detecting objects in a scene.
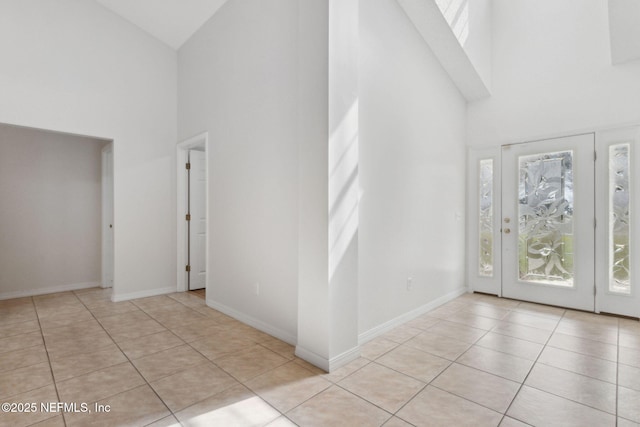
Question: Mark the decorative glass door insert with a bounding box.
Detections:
[608,143,631,295]
[518,151,574,286]
[479,159,494,277]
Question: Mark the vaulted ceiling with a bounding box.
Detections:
[94,0,229,49]
[96,0,640,66]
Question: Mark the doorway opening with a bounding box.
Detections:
[177,133,209,297]
[0,122,113,299]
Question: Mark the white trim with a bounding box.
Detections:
[177,132,209,293]
[101,142,114,289]
[294,345,361,373]
[206,298,297,345]
[329,346,361,371]
[294,346,330,372]
[0,282,101,300]
[111,286,175,302]
[470,120,640,149]
[358,287,468,345]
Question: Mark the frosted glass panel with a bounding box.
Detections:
[609,144,631,294]
[479,159,493,277]
[518,151,574,286]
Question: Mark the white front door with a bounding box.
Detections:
[188,149,206,290]
[501,134,595,311]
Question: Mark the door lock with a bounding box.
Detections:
[504,218,511,223]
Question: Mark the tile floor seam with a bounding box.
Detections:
[129,298,299,422]
[428,382,508,416]
[521,382,618,416]
[499,318,558,333]
[172,381,283,425]
[0,343,48,374]
[544,342,619,363]
[390,350,456,417]
[125,336,185,361]
[450,347,535,385]
[31,295,67,427]
[71,290,175,424]
[241,377,324,423]
[330,382,396,420]
[424,324,490,343]
[473,342,541,362]
[551,329,621,346]
[534,359,617,385]
[488,329,549,346]
[218,356,292,384]
[500,306,575,425]
[369,353,444,385]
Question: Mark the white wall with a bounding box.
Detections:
[359,0,467,335]
[465,0,492,91]
[468,0,640,147]
[0,125,106,298]
[0,0,177,300]
[178,0,299,340]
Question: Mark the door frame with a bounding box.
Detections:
[176,132,209,293]
[469,125,640,318]
[101,141,114,288]
[500,133,596,311]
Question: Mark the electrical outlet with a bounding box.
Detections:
[406,277,413,291]
[255,282,260,296]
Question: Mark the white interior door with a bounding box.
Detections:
[189,149,206,290]
[501,134,595,311]
[101,143,114,288]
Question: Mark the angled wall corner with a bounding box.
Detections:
[608,0,640,65]
[396,0,491,101]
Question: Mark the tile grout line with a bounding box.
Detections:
[72,290,176,425]
[32,294,69,427]
[499,304,571,426]
[133,293,297,424]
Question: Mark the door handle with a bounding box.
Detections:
[504,228,511,234]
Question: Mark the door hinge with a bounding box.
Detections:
[594,218,597,228]
[186,265,191,272]
[186,162,191,170]
[594,151,597,161]
[186,213,191,221]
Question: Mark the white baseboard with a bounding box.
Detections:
[329,345,361,371]
[0,281,101,300]
[295,344,361,373]
[111,286,176,302]
[294,346,330,372]
[358,287,468,345]
[206,298,297,346]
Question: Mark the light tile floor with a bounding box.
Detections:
[1,289,639,426]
